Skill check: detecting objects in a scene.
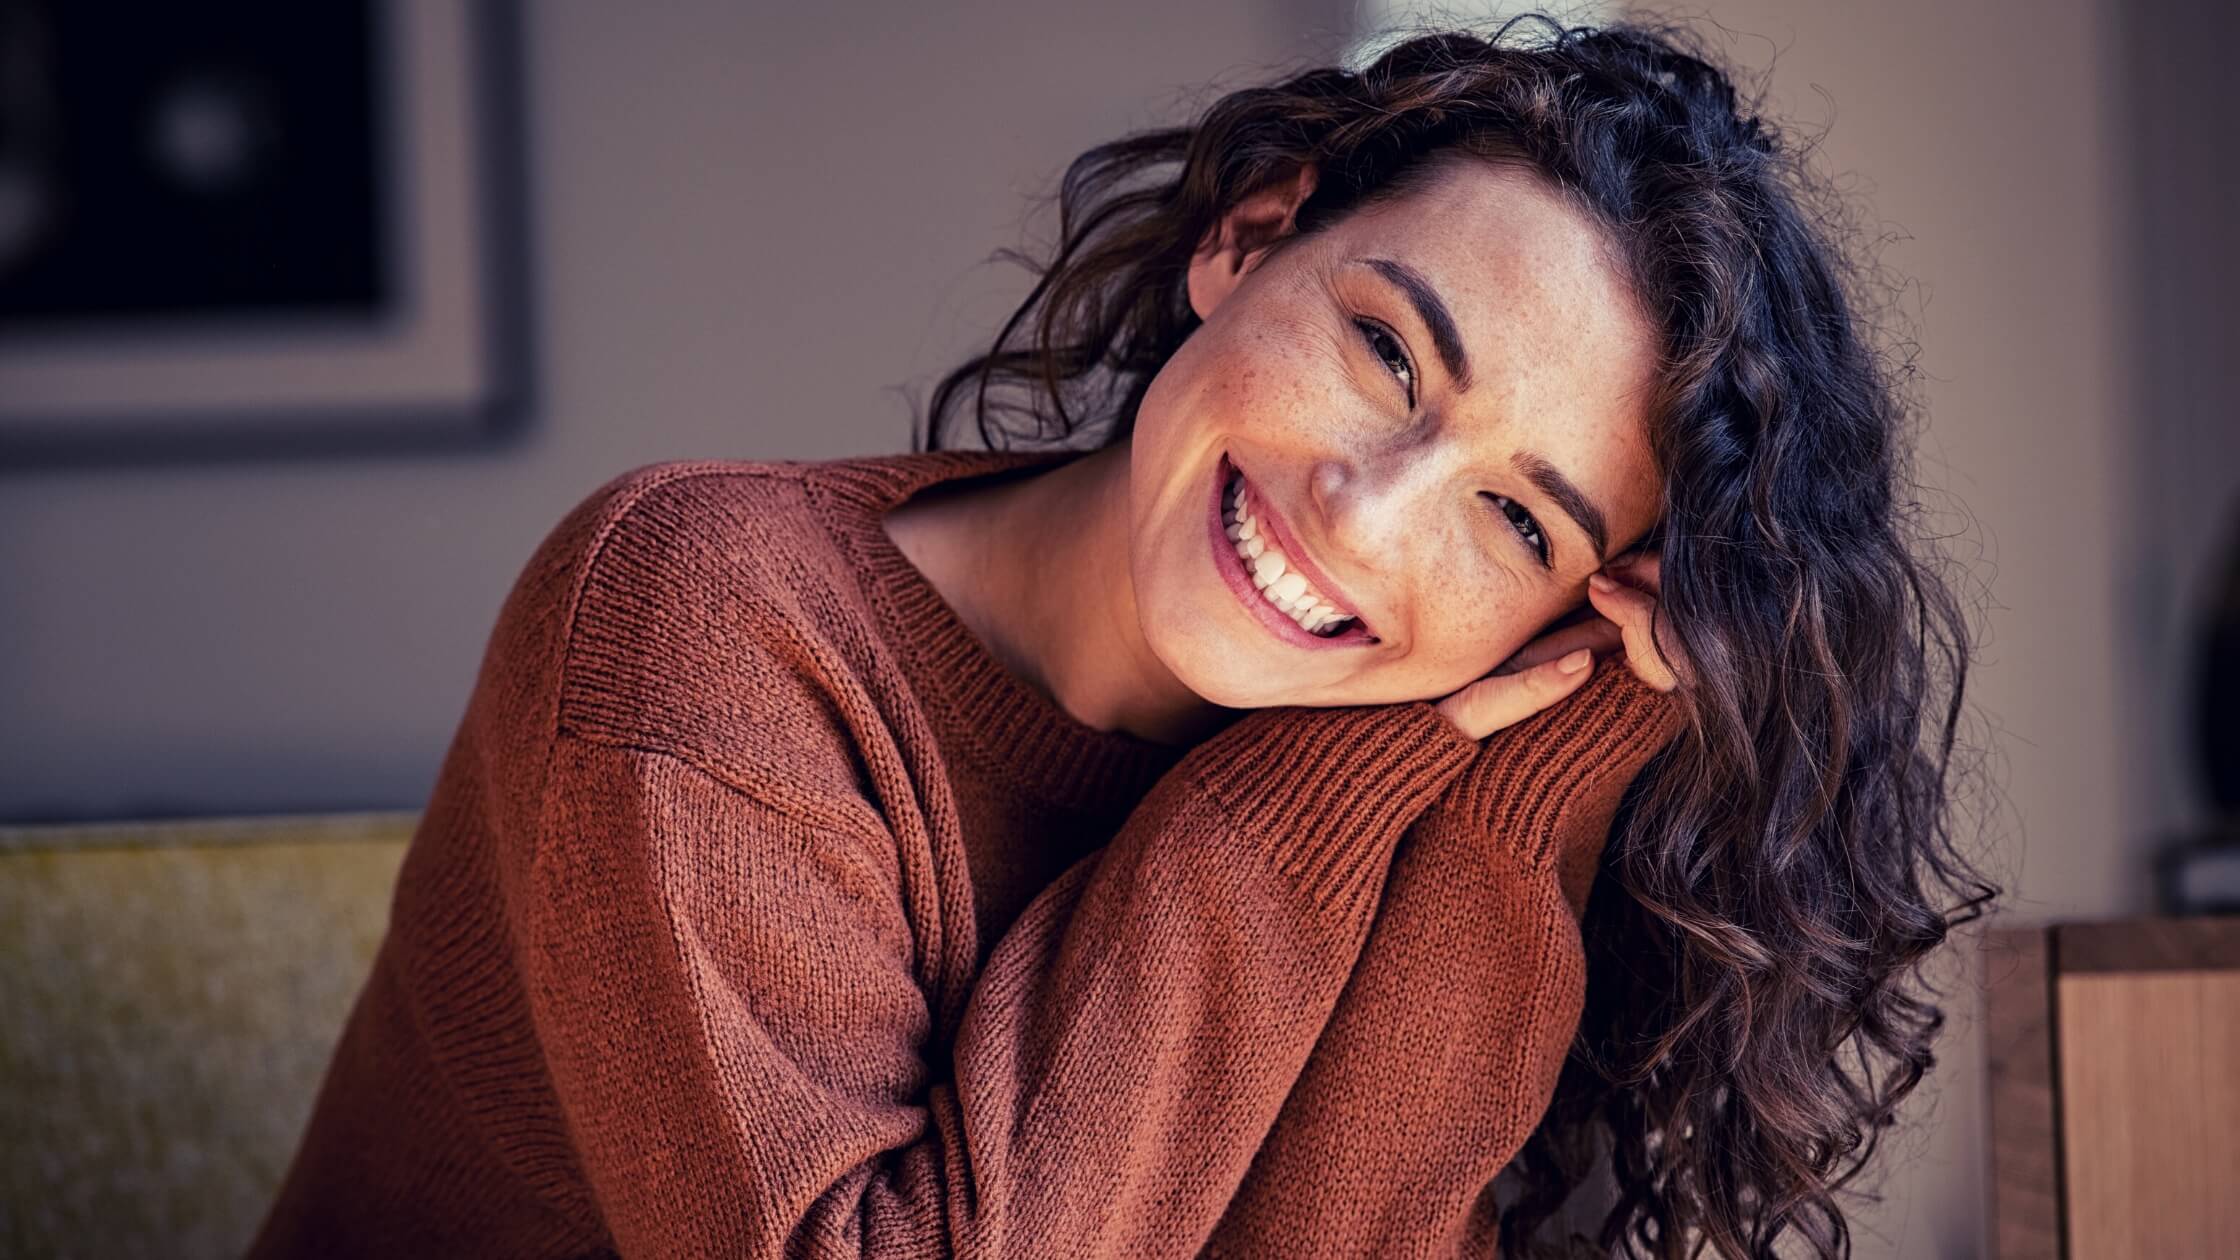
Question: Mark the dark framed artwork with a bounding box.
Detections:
[0,0,529,467]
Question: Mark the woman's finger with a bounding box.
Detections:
[1434,647,1596,740]
[1607,547,1661,596]
[1587,572,1681,692]
[1491,614,1623,676]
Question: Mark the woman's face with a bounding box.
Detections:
[1129,155,1665,710]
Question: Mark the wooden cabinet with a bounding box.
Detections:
[1985,916,2240,1258]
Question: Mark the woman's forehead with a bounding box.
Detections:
[1338,161,1636,334]
[1329,165,1656,424]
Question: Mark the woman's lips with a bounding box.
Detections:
[1238,471,1367,627]
[1207,453,1377,649]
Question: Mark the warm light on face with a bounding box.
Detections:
[1126,157,1665,711]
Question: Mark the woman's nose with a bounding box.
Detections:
[1307,450,1452,570]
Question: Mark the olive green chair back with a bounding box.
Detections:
[0,813,414,1260]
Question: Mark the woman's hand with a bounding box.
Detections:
[1432,549,1688,740]
[1585,548,1688,693]
[1431,642,1598,741]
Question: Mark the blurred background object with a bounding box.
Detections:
[0,0,526,461]
[0,1,385,323]
[1983,915,2240,1257]
[2156,510,2240,914]
[0,0,2234,1256]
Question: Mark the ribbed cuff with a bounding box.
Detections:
[1433,655,1688,870]
[1181,700,1479,913]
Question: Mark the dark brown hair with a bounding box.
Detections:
[912,12,2000,1258]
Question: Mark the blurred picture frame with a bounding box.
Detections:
[0,0,529,466]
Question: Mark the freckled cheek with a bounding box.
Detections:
[1224,324,1351,433]
[1202,334,1278,404]
[1401,560,1553,672]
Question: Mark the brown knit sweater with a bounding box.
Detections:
[247,450,1685,1259]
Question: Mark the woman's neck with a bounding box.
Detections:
[885,441,1233,747]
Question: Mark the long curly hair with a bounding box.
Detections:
[910,12,2001,1258]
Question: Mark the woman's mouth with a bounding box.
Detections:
[1207,453,1377,648]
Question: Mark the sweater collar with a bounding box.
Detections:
[802,447,1187,815]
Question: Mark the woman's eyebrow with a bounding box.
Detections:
[1511,449,1610,564]
[1352,257,1607,563]
[1357,257,1474,393]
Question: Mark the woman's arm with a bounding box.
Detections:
[1198,657,1687,1257]
[517,693,1486,1258]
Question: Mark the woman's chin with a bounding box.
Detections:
[1145,642,1263,710]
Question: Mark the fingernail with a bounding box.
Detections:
[1559,648,1592,673]
[1588,573,1617,592]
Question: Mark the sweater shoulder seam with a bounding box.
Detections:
[530,460,825,860]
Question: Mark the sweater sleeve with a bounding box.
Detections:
[518,695,1482,1258]
[1197,657,1688,1258]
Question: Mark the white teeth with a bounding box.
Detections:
[1225,470,1360,637]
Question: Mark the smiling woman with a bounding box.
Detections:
[249,13,1998,1260]
[1120,151,1667,720]
[907,12,2001,1257]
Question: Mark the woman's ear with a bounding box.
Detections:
[1187,163,1318,320]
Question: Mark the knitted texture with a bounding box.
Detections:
[245,450,1685,1259]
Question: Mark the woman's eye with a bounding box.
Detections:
[1354,318,1414,403]
[1486,493,1552,568]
